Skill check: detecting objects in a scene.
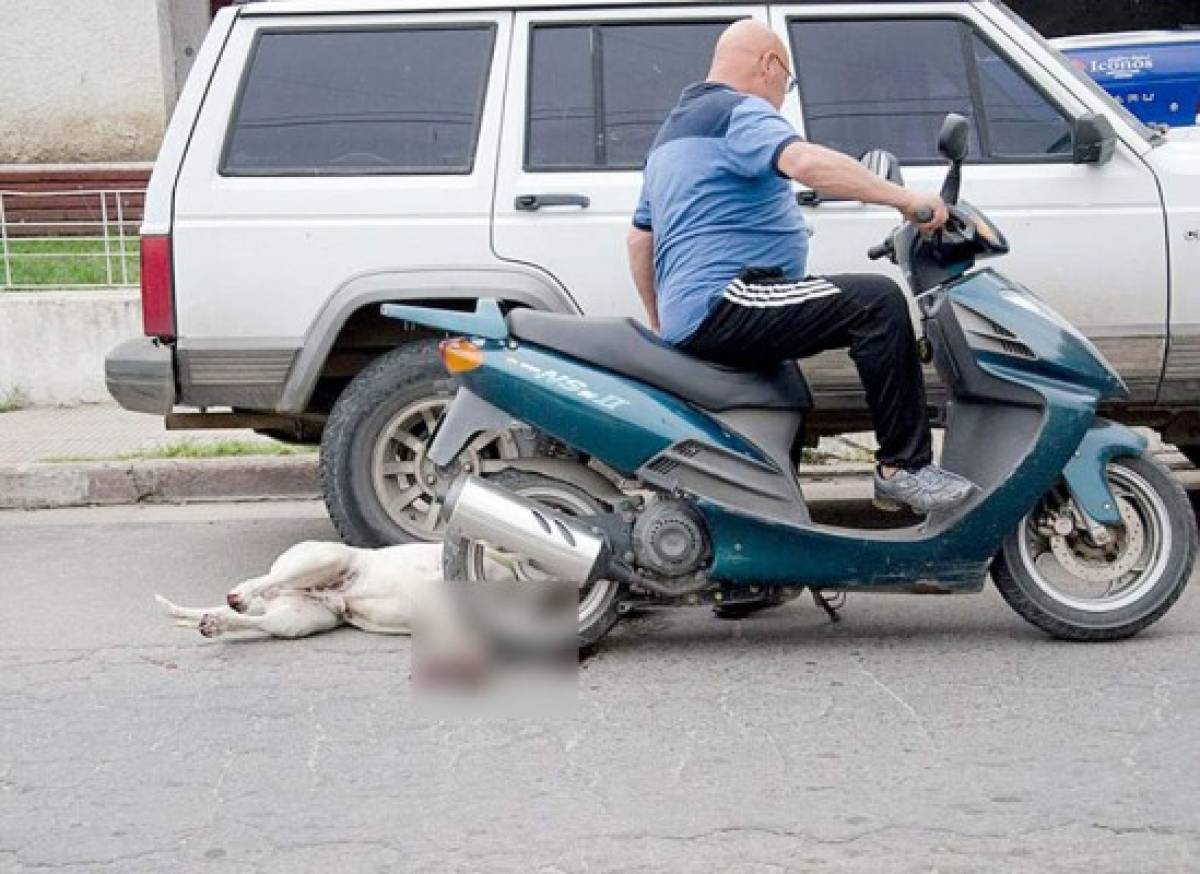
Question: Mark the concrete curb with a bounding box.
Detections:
[0,451,1192,511]
[0,456,877,510]
[0,456,320,510]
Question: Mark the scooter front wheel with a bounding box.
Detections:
[992,455,1195,641]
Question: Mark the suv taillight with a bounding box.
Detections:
[140,234,175,339]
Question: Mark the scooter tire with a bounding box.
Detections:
[441,470,623,651]
[992,455,1196,641]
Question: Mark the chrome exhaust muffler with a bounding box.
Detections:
[442,475,609,583]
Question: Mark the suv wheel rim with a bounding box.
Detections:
[371,398,517,541]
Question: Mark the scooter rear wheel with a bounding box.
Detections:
[441,470,623,651]
[992,455,1196,641]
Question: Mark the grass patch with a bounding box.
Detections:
[42,438,316,463]
[1,238,139,287]
[797,444,876,465]
[0,387,29,413]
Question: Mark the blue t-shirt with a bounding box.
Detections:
[633,82,808,344]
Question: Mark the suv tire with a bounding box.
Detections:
[320,338,517,546]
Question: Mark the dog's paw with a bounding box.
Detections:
[226,592,246,613]
[198,614,221,638]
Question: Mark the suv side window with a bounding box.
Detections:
[222,26,495,175]
[787,18,1072,163]
[971,35,1072,157]
[527,21,729,170]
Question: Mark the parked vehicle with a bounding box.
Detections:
[1055,30,1200,129]
[106,0,1200,550]
[388,114,1197,647]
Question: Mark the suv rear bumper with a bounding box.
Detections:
[105,338,175,414]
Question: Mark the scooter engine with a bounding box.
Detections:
[632,500,710,577]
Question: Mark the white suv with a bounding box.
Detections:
[106,0,1200,546]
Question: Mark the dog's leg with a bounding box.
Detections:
[226,542,356,611]
[155,595,239,629]
[199,596,342,640]
[155,594,209,621]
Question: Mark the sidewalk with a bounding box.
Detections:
[0,403,277,464]
[0,403,1191,510]
[0,404,315,509]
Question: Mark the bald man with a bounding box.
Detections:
[628,19,972,514]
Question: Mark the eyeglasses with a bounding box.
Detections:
[770,52,799,95]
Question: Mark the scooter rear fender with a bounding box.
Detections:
[381,299,508,340]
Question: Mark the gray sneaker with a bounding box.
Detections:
[873,465,975,514]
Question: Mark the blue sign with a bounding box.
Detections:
[1061,38,1200,127]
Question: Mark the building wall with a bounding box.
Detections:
[169,0,214,98]
[0,0,209,163]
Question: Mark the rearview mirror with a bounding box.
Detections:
[937,113,971,163]
[859,149,905,186]
[1072,112,1116,164]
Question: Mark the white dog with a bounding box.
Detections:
[156,540,462,640]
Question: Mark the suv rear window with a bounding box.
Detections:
[788,18,1073,163]
[526,21,729,170]
[222,26,495,176]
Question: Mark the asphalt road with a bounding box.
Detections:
[2,500,1199,873]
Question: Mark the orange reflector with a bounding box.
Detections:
[439,337,484,373]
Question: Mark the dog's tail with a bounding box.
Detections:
[154,594,209,627]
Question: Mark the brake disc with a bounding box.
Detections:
[1049,498,1144,583]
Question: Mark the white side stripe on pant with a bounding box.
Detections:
[723,277,843,308]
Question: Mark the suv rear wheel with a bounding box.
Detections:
[320,339,519,546]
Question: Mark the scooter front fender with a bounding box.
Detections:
[1061,419,1148,525]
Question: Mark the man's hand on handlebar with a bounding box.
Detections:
[899,192,949,234]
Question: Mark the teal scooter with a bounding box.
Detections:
[383,115,1196,648]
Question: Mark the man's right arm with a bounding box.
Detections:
[776,140,947,232]
[627,227,659,333]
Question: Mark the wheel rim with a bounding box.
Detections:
[1017,465,1172,613]
[370,398,517,541]
[462,483,618,629]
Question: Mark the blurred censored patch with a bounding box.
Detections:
[410,572,579,717]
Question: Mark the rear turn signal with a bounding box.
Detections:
[140,235,175,339]
[439,338,484,373]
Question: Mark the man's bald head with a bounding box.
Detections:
[707,19,792,109]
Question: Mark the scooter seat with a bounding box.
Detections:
[506,310,812,412]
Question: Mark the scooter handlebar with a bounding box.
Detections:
[867,241,893,261]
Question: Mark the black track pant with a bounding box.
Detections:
[678,268,933,470]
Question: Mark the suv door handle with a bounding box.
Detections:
[514,193,591,211]
[795,190,851,206]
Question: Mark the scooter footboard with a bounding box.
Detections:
[1061,419,1148,525]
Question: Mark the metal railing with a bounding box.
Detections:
[0,188,143,290]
